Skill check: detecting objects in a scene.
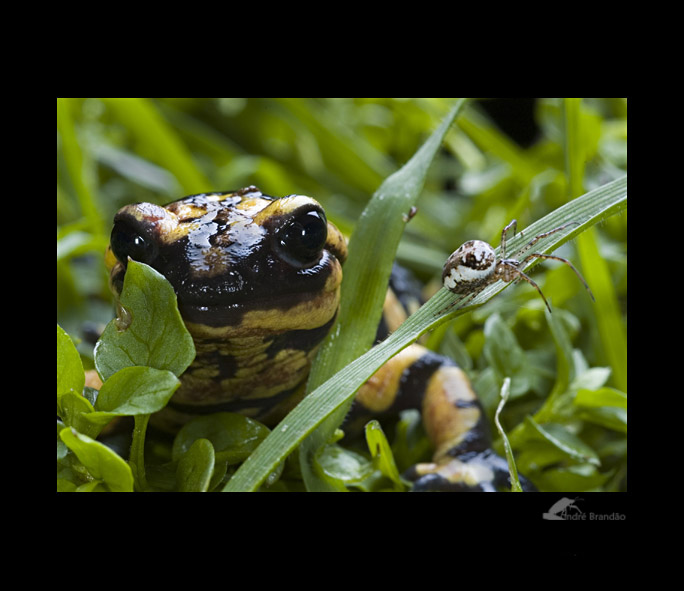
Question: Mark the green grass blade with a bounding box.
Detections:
[296,100,468,490]
[458,106,543,185]
[275,98,394,197]
[563,98,627,392]
[57,98,105,235]
[101,98,210,194]
[308,99,469,390]
[576,230,627,391]
[494,378,522,492]
[222,175,626,492]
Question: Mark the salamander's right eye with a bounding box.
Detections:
[110,220,158,266]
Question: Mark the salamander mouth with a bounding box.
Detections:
[178,287,341,333]
[106,246,343,334]
[177,251,343,333]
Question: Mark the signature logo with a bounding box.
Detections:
[543,497,584,520]
[543,497,626,521]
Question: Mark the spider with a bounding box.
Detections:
[440,219,595,314]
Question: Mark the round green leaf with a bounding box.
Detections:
[59,428,134,492]
[483,313,531,396]
[94,260,195,381]
[315,445,374,488]
[172,413,271,465]
[92,366,180,416]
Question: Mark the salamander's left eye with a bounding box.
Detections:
[276,209,328,266]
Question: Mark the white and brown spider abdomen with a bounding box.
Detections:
[442,240,497,295]
[438,219,594,316]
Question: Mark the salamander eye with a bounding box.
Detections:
[110,220,158,265]
[275,209,328,266]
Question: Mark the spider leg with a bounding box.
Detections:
[435,291,478,316]
[503,263,552,313]
[500,219,517,260]
[519,253,595,302]
[515,221,579,260]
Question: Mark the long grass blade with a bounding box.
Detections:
[102,98,210,194]
[299,99,468,489]
[563,98,627,392]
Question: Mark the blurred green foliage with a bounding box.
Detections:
[57,98,627,491]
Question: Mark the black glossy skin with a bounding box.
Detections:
[108,186,346,328]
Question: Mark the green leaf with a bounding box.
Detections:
[573,384,627,433]
[57,392,99,438]
[365,420,405,490]
[391,409,431,471]
[176,438,215,492]
[172,413,271,466]
[57,479,77,492]
[90,366,180,418]
[94,260,195,381]
[75,481,106,492]
[524,417,600,466]
[223,174,626,492]
[546,309,575,391]
[534,463,609,492]
[314,445,374,490]
[531,309,577,424]
[57,421,68,461]
[130,414,152,491]
[57,324,84,402]
[570,367,612,391]
[483,313,531,397]
[575,387,626,410]
[576,406,627,433]
[59,428,134,492]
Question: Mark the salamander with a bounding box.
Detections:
[106,186,534,491]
